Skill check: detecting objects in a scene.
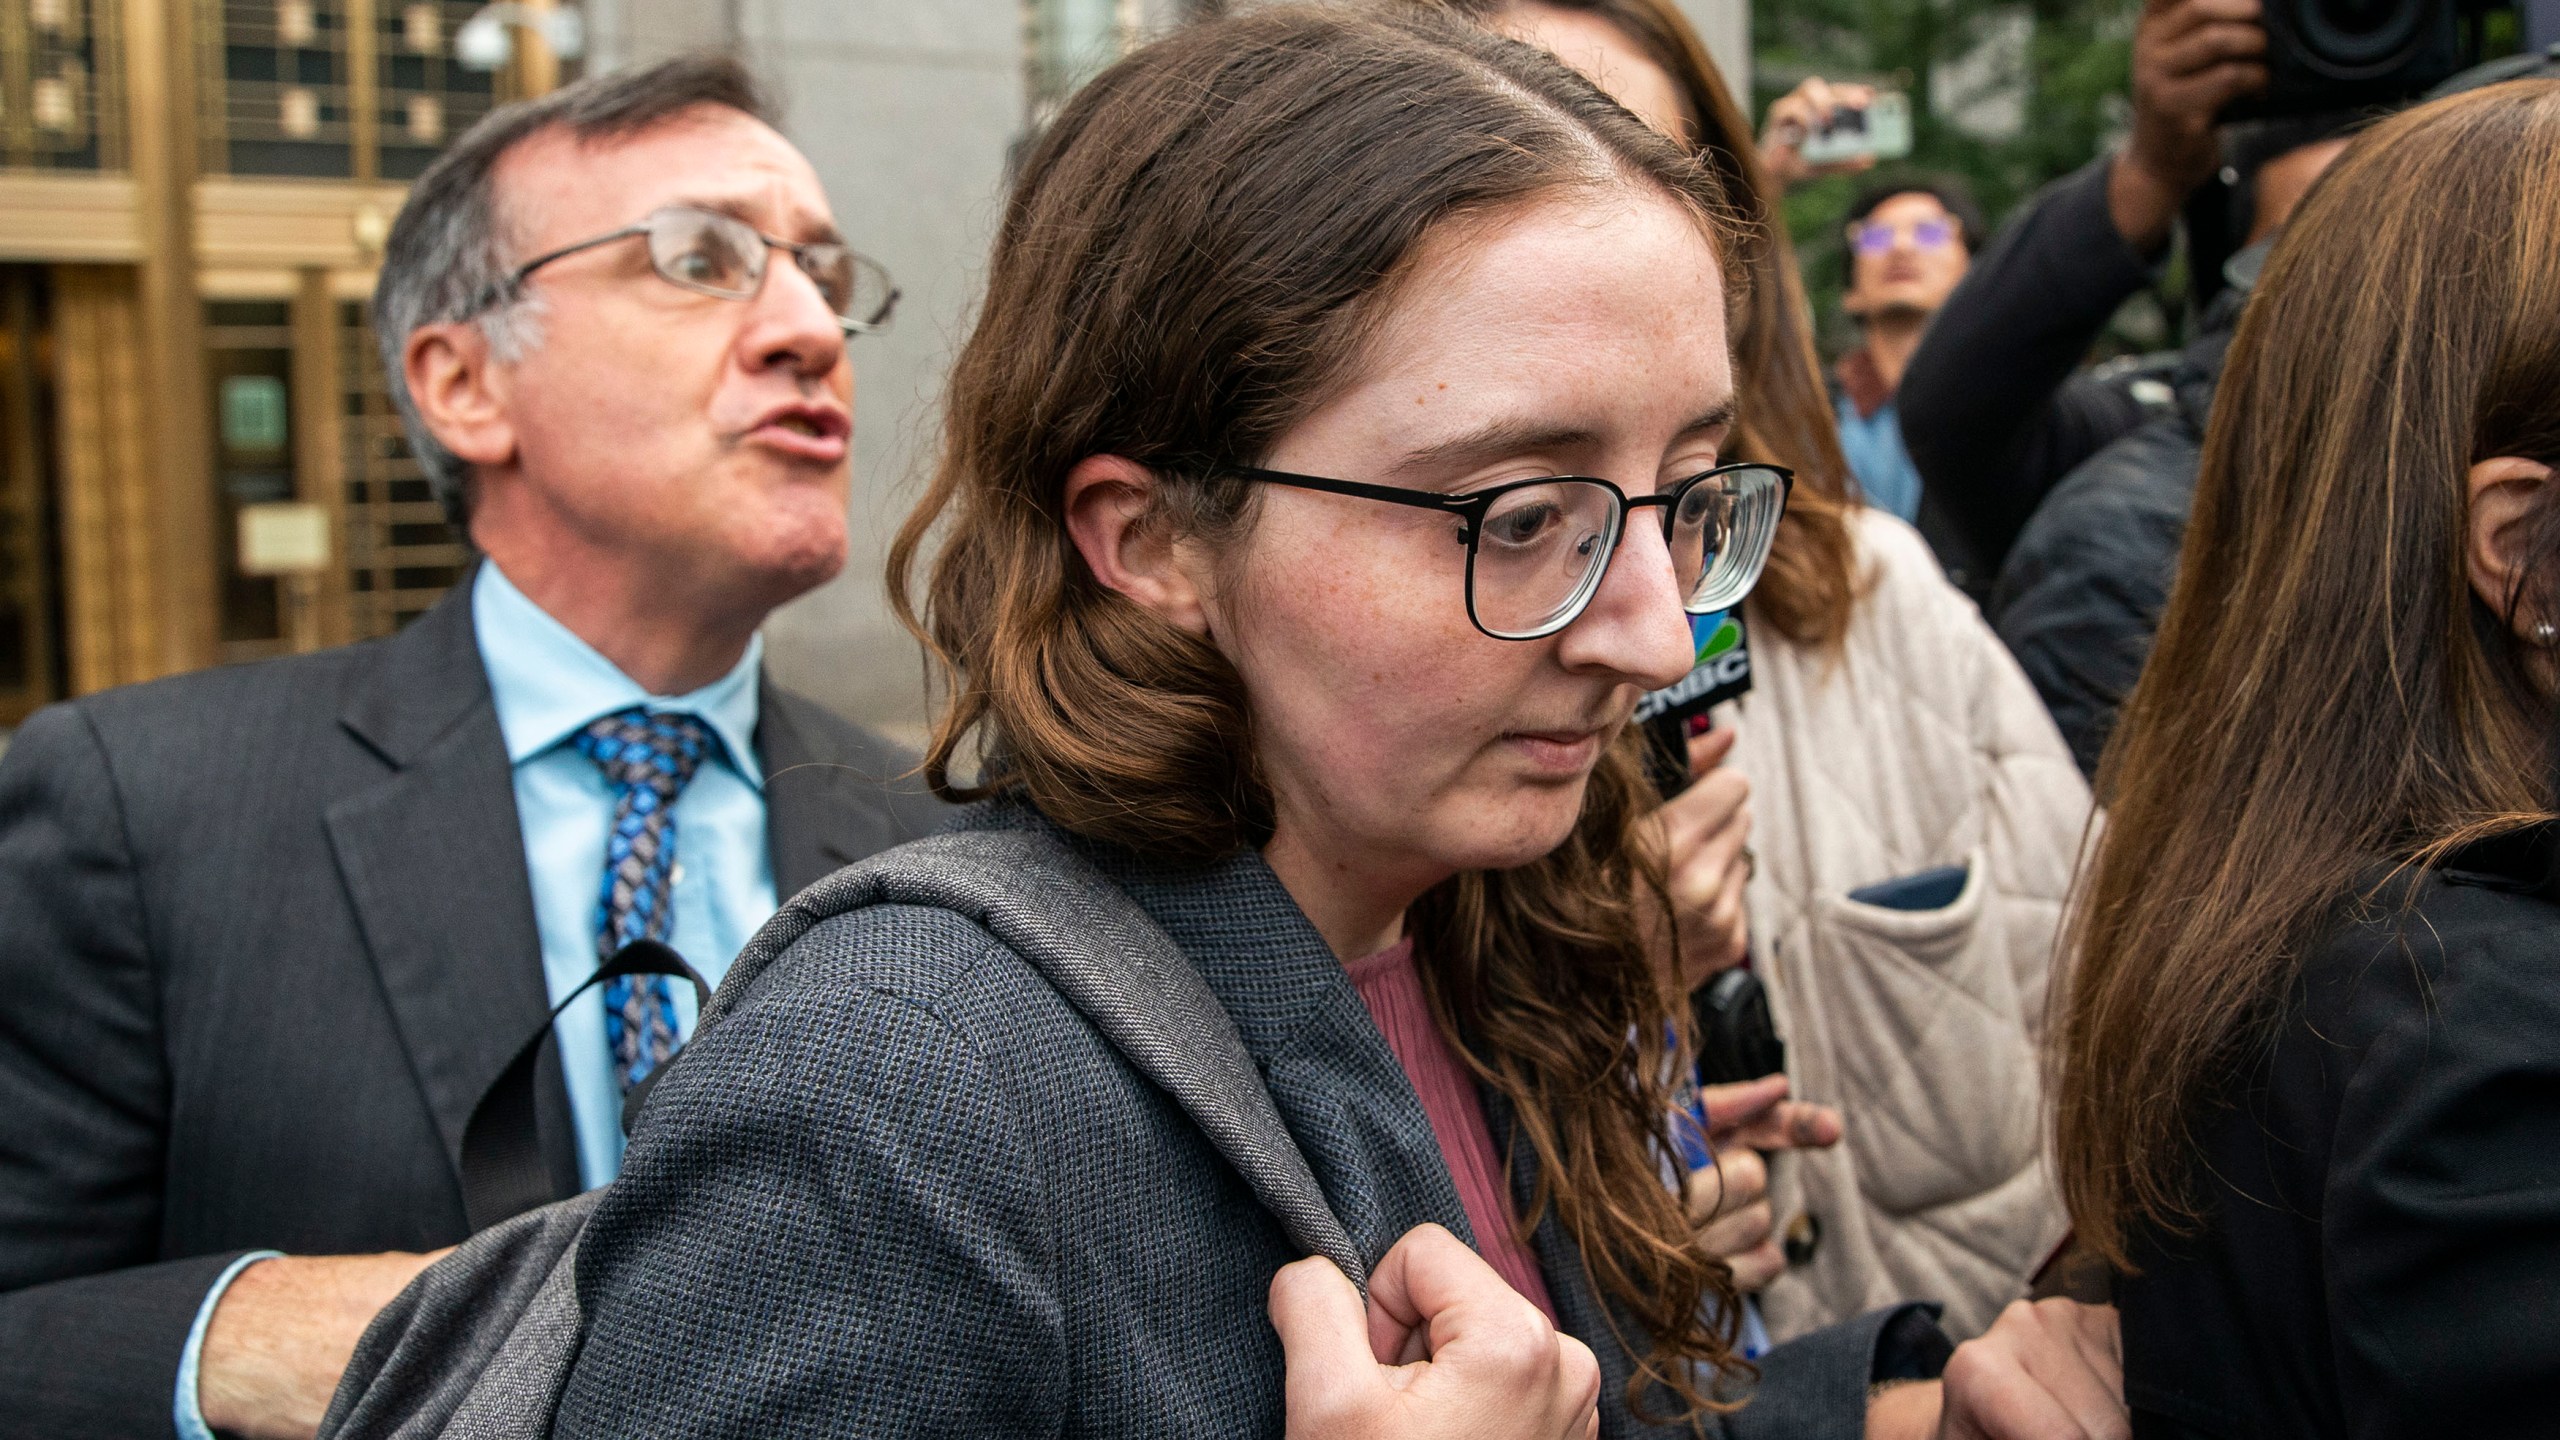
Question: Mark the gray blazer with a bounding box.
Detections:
[555,804,1924,1439]
[0,580,942,1439]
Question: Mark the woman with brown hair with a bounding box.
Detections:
[1437,0,2092,1345]
[2053,81,2560,1439]
[544,8,2054,1439]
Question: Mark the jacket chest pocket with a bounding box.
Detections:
[1803,848,2042,1216]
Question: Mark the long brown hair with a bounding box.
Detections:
[890,6,1743,1417]
[2053,82,2560,1269]
[1428,0,1864,646]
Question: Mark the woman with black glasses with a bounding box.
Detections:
[1436,0,2093,1347]
[548,10,2109,1439]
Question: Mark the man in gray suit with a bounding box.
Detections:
[0,57,942,1438]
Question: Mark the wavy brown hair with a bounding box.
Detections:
[2053,82,2560,1269]
[889,5,1743,1418]
[1426,0,1864,646]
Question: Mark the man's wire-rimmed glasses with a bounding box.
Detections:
[1213,461,1793,641]
[473,205,901,336]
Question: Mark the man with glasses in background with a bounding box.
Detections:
[0,57,943,1439]
[1829,176,1983,535]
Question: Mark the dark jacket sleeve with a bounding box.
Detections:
[553,940,1066,1440]
[1988,421,2199,776]
[1725,1304,1947,1440]
[1898,155,2158,573]
[2318,922,2560,1438]
[0,703,246,1437]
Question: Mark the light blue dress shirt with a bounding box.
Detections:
[171,1251,281,1439]
[1835,393,1925,526]
[472,561,779,1189]
[174,562,780,1438]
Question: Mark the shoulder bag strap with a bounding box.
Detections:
[458,940,707,1233]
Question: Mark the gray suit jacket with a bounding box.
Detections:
[555,803,1923,1440]
[0,581,942,1439]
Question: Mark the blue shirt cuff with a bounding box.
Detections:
[174,1251,286,1440]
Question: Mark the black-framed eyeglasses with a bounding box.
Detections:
[1213,461,1793,641]
[472,205,901,336]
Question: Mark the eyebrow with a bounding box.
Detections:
[1386,398,1739,479]
[663,194,844,247]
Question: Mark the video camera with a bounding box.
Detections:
[2239,0,2514,115]
[2189,0,2530,307]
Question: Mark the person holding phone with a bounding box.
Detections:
[1760,77,1886,188]
[1894,0,2360,599]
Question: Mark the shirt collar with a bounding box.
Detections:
[472,562,765,785]
[1835,344,1894,420]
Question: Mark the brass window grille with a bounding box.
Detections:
[0,266,60,724]
[0,0,124,170]
[375,0,493,180]
[336,298,460,638]
[195,0,566,180]
[200,0,358,176]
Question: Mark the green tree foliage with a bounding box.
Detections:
[1755,0,2146,350]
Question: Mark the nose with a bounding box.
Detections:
[1553,518,1695,691]
[738,248,848,383]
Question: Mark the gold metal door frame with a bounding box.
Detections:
[0,266,60,724]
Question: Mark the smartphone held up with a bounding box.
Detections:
[1796,91,1913,167]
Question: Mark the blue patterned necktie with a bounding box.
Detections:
[574,708,716,1091]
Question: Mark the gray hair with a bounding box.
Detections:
[372,55,777,529]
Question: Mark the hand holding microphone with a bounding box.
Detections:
[1683,1074,1843,1293]
[1657,724,1753,989]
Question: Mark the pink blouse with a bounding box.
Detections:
[1343,936,1560,1323]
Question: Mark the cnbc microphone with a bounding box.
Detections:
[1638,603,1777,1092]
[1648,605,1784,1360]
[1637,606,1753,797]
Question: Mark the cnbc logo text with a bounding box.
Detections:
[1633,615,1748,723]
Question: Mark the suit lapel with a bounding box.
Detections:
[326,584,567,1199]
[756,680,935,896]
[1485,1084,1675,1438]
[1056,823,1475,1271]
[755,682,850,897]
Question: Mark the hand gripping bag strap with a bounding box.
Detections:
[457,940,707,1233]
[712,828,1366,1286]
[328,942,702,1440]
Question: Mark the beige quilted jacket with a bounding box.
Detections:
[1719,509,2091,1343]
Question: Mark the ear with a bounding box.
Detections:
[1061,455,1213,636]
[404,321,518,473]
[2465,454,2556,641]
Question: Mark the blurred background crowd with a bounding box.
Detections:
[0,0,2540,752]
